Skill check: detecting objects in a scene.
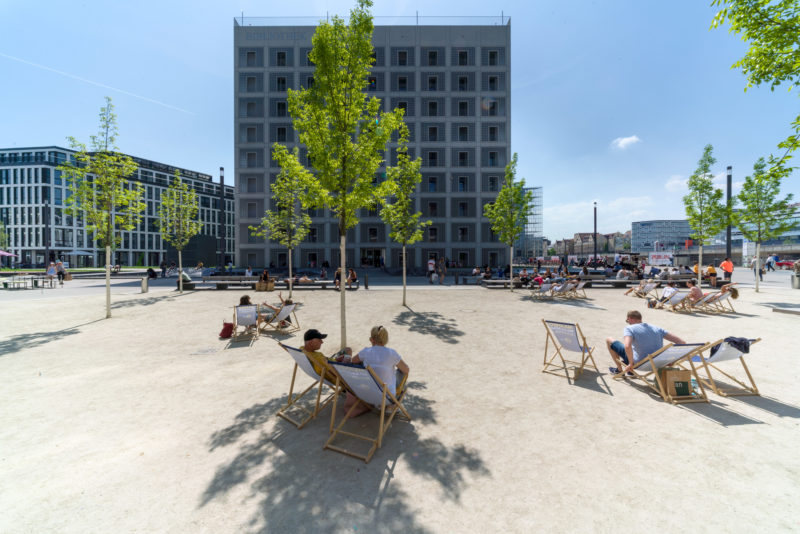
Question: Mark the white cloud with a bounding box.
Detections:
[665,175,686,193]
[610,135,641,150]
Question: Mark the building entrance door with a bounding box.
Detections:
[360,248,384,267]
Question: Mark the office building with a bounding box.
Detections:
[0,146,235,267]
[234,16,514,269]
[631,219,692,254]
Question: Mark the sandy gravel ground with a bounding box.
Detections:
[1,276,799,533]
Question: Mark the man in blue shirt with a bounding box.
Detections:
[605,310,685,374]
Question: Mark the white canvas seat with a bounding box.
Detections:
[542,320,599,380]
[632,282,659,299]
[709,291,736,313]
[567,280,589,298]
[686,291,720,312]
[551,281,575,298]
[260,303,299,333]
[531,282,553,299]
[324,361,411,463]
[690,338,760,396]
[232,305,259,342]
[664,291,690,312]
[614,342,711,404]
[276,343,339,429]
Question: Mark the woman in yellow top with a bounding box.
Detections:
[704,264,717,287]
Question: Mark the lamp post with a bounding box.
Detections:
[44,197,50,265]
[726,166,732,260]
[218,166,225,269]
[593,201,597,264]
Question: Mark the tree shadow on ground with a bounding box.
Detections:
[200,381,488,533]
[110,291,194,309]
[521,294,606,310]
[0,319,104,357]
[393,308,465,344]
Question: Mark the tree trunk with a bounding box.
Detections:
[509,244,514,293]
[178,249,183,294]
[697,245,703,288]
[105,244,112,319]
[288,247,294,300]
[339,222,347,349]
[402,243,407,306]
[755,243,761,293]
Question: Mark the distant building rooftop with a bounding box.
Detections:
[233,15,511,27]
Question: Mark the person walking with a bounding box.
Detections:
[437,258,447,284]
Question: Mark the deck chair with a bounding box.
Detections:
[709,291,736,313]
[551,281,574,298]
[663,291,691,312]
[260,303,299,333]
[685,291,720,312]
[531,282,552,299]
[689,338,761,396]
[630,282,659,299]
[613,343,710,404]
[232,305,259,342]
[565,280,588,298]
[324,361,411,463]
[542,320,599,380]
[276,343,340,429]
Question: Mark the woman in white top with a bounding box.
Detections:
[344,326,410,417]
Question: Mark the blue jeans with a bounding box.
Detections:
[610,341,630,365]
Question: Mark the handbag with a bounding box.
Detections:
[219,321,234,339]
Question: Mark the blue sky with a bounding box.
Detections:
[1,0,796,241]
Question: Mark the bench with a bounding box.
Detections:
[480,279,526,289]
[201,276,260,290]
[273,279,360,290]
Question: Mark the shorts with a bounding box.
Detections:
[609,341,630,365]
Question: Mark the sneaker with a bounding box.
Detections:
[608,367,620,374]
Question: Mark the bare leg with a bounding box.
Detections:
[343,392,370,418]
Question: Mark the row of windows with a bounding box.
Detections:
[238,46,507,68]
[238,96,506,118]
[240,72,506,93]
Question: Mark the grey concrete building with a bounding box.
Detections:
[631,219,692,254]
[233,17,512,270]
[0,146,235,268]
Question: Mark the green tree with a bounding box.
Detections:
[0,220,8,250]
[58,97,144,318]
[734,157,797,292]
[483,154,535,292]
[249,146,313,300]
[683,144,726,286]
[711,1,800,181]
[381,125,431,306]
[547,247,556,256]
[158,170,203,294]
[281,0,404,346]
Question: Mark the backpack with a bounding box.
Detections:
[219,321,234,339]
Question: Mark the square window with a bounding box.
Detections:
[398,101,408,112]
[459,126,468,142]
[489,126,498,141]
[458,176,468,191]
[398,76,408,91]
[308,228,318,242]
[428,152,438,167]
[458,226,468,241]
[277,51,287,66]
[428,76,437,91]
[276,102,287,116]
[428,50,437,66]
[488,101,497,116]
[458,152,468,168]
[428,177,437,192]
[246,102,256,116]
[488,176,499,191]
[458,101,468,116]
[489,151,498,166]
[246,51,256,66]
[368,227,378,242]
[277,77,287,91]
[246,127,256,142]
[458,51,468,66]
[489,75,498,91]
[488,50,498,66]
[458,76,468,91]
[398,50,407,66]
[277,127,287,142]
[428,126,438,141]
[429,227,438,241]
[246,76,256,91]
[428,101,438,116]
[428,202,438,216]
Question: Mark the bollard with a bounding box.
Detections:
[364,273,369,289]
[141,276,149,293]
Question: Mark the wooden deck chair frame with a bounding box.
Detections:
[551,282,574,298]
[633,282,659,299]
[276,343,339,429]
[710,292,736,313]
[613,342,711,404]
[569,280,589,298]
[542,319,599,380]
[665,291,691,312]
[324,362,411,463]
[531,282,553,299]
[260,303,300,333]
[232,305,259,342]
[689,338,761,396]
[686,291,720,313]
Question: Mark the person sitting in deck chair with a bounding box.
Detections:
[343,325,410,418]
[301,329,352,384]
[605,310,686,375]
[261,292,294,327]
[686,279,705,304]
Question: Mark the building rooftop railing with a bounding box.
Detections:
[234,15,511,27]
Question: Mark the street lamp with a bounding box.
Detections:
[44,197,50,264]
[593,201,597,264]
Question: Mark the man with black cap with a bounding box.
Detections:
[302,328,350,382]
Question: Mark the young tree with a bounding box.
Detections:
[58,97,144,318]
[249,146,313,300]
[683,144,726,286]
[483,154,535,292]
[281,0,404,346]
[711,1,800,182]
[158,170,203,294]
[734,157,797,292]
[381,125,431,306]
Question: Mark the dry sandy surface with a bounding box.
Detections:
[1,279,799,533]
